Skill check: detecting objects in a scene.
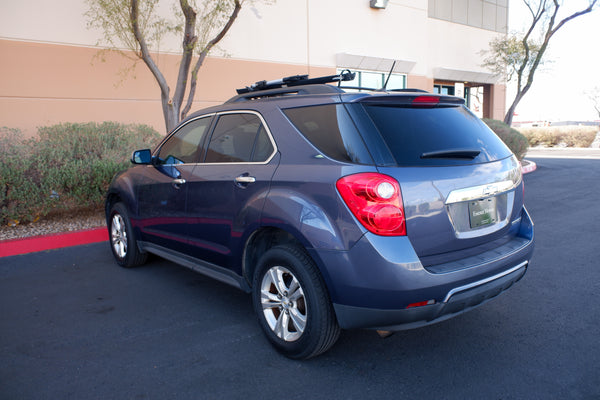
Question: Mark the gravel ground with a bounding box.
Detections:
[0,209,106,241]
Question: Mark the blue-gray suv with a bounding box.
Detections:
[106,72,534,359]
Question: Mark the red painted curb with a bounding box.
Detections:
[0,227,108,257]
[521,159,537,174]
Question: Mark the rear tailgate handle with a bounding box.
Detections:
[172,178,186,189]
[235,175,256,184]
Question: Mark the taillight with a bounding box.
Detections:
[336,173,406,236]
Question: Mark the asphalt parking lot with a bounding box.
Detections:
[1,157,599,400]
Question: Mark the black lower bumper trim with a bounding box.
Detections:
[333,262,528,331]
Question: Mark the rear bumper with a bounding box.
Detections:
[313,207,534,331]
[334,261,527,331]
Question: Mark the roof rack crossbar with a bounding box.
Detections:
[226,84,344,103]
[236,71,356,94]
[337,86,430,93]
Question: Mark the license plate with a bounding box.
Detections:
[468,197,497,229]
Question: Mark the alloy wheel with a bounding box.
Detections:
[111,213,128,259]
[260,266,307,342]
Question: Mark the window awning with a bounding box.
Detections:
[433,68,499,84]
[336,53,416,74]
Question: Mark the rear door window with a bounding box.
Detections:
[359,104,512,166]
[204,113,274,163]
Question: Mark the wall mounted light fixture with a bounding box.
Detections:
[370,0,389,9]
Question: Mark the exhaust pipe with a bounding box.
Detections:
[376,330,395,339]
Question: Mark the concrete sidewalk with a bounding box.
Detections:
[525,147,600,159]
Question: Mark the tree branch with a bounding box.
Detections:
[550,0,598,35]
[130,0,169,100]
[181,0,242,120]
[504,0,598,125]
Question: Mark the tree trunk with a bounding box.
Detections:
[504,89,528,126]
[181,0,242,121]
[162,98,179,134]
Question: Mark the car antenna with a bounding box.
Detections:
[381,61,396,91]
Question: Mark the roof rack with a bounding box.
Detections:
[235,70,356,94]
[337,87,430,93]
[226,84,344,103]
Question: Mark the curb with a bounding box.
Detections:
[521,159,537,174]
[0,227,107,258]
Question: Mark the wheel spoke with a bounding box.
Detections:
[268,267,286,296]
[261,291,281,308]
[114,216,121,231]
[287,276,299,293]
[288,280,303,302]
[289,307,307,333]
[274,308,288,339]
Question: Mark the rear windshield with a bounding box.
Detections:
[360,104,512,166]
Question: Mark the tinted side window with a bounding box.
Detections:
[205,113,273,163]
[283,104,372,164]
[158,117,212,164]
[361,104,512,166]
[252,126,274,162]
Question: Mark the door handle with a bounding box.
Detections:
[172,178,186,189]
[235,175,256,184]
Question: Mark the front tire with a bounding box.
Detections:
[252,245,340,359]
[108,202,147,268]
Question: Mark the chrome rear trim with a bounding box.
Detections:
[445,179,517,204]
[443,260,528,303]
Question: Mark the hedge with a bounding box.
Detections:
[483,119,529,161]
[1,122,160,225]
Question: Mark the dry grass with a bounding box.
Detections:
[520,126,598,148]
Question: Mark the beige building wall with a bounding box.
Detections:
[0,0,506,137]
[0,39,332,137]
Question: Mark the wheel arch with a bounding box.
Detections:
[243,227,303,288]
[242,227,336,300]
[105,169,139,225]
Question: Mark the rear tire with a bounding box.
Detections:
[252,245,340,359]
[108,202,147,268]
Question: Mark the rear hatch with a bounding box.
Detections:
[350,94,523,261]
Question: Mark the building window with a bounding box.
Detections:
[433,84,455,96]
[337,69,406,92]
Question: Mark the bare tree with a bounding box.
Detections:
[587,87,600,120]
[481,0,598,126]
[86,0,263,133]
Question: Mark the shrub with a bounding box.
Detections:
[1,122,160,225]
[0,127,41,224]
[483,119,529,161]
[519,126,597,148]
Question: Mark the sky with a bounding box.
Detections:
[507,0,600,122]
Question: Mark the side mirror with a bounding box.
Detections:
[131,149,152,165]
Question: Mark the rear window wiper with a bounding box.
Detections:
[420,149,481,159]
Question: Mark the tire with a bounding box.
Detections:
[252,245,340,359]
[108,202,147,268]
